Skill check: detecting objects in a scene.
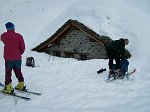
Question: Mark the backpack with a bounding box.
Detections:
[26,57,35,67]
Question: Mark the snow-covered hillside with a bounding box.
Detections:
[36,0,150,65]
[0,0,150,112]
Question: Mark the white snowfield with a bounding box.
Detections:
[0,0,150,112]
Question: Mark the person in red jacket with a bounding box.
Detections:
[0,22,26,94]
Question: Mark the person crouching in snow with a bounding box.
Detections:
[106,38,129,79]
[0,22,26,94]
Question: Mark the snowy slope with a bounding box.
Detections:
[0,0,150,112]
[0,0,78,45]
[36,0,150,63]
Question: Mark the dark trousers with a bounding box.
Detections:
[121,59,129,75]
[106,47,121,70]
[5,60,24,85]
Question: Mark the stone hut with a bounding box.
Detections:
[32,19,130,60]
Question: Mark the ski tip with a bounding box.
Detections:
[16,95,31,100]
[25,97,31,100]
[34,93,42,95]
[132,69,136,74]
[0,82,5,87]
[25,90,42,95]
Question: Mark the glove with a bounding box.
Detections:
[97,68,106,74]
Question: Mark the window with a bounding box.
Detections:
[80,54,87,60]
[54,51,61,57]
[65,52,74,58]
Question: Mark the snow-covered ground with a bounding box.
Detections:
[0,0,150,112]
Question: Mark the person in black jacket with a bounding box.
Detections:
[106,38,129,78]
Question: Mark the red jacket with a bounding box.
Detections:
[1,30,25,60]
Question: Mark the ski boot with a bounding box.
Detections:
[15,81,26,91]
[2,83,14,94]
[116,69,124,79]
[108,69,116,79]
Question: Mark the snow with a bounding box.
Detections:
[0,0,150,112]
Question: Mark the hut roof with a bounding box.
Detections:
[32,19,112,51]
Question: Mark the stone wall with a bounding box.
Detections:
[47,30,107,60]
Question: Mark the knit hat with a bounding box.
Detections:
[5,22,15,30]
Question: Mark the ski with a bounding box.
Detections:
[16,87,42,95]
[0,82,41,95]
[106,77,116,82]
[125,69,136,80]
[0,90,31,100]
[128,69,136,75]
[106,69,136,82]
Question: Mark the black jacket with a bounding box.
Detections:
[106,39,125,58]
